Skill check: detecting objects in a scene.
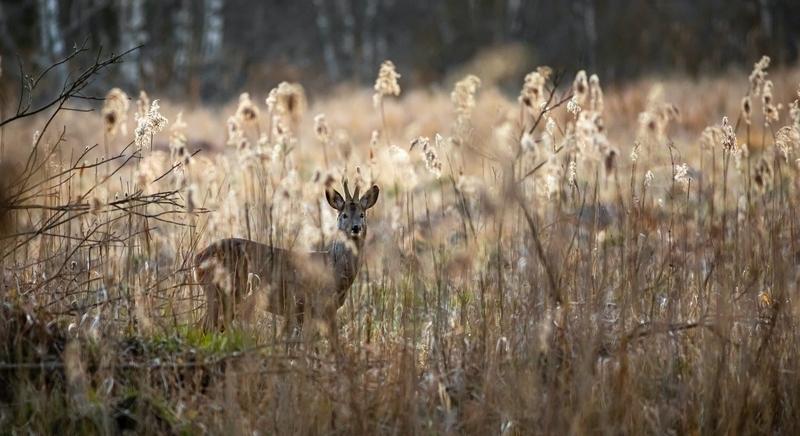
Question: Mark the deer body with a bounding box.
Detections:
[195,182,379,346]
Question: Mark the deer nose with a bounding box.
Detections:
[351,224,361,234]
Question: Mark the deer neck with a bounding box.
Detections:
[328,237,363,291]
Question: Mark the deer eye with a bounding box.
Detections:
[342,214,349,219]
[360,213,365,218]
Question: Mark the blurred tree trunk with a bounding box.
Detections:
[759,0,772,39]
[68,0,83,39]
[506,0,523,38]
[313,0,340,81]
[201,0,224,98]
[36,0,67,98]
[37,0,64,68]
[119,0,146,90]
[0,3,18,54]
[583,0,597,71]
[362,0,380,78]
[173,0,193,86]
[436,2,454,46]
[373,0,388,68]
[335,0,356,76]
[202,0,223,63]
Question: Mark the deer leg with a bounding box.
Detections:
[221,287,232,331]
[327,308,340,356]
[199,262,223,332]
[219,268,235,331]
[202,284,218,332]
[222,258,248,331]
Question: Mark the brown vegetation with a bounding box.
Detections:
[1,45,800,434]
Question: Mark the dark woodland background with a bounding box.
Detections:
[1,0,799,102]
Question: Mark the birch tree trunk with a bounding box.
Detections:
[582,0,597,71]
[37,0,64,63]
[361,0,379,78]
[506,0,523,37]
[119,0,146,88]
[173,0,193,83]
[758,0,772,39]
[202,0,224,65]
[37,0,66,92]
[313,0,340,81]
[199,0,224,98]
[335,0,355,76]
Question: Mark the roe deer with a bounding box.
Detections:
[194,180,380,348]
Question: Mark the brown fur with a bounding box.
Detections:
[194,182,380,349]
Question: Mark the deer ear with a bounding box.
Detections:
[326,188,345,211]
[359,185,380,210]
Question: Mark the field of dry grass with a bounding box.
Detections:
[2,49,800,434]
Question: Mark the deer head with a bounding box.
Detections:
[325,180,380,242]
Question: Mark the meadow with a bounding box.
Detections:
[1,48,800,434]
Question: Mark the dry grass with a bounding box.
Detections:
[2,52,800,434]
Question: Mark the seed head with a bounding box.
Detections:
[101,88,130,136]
[776,125,800,161]
[721,116,737,152]
[268,82,307,124]
[412,136,442,178]
[567,160,577,187]
[373,60,401,107]
[452,74,481,129]
[630,142,641,162]
[226,116,244,148]
[519,68,548,113]
[748,55,770,97]
[636,85,679,144]
[753,157,773,193]
[314,113,330,143]
[674,163,691,187]
[573,70,589,105]
[452,75,481,116]
[236,92,260,124]
[741,96,752,125]
[761,80,779,125]
[134,99,168,149]
[589,74,604,113]
[644,170,654,187]
[567,96,581,118]
[265,88,277,112]
[789,94,800,130]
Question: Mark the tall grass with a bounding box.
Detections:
[1,48,800,434]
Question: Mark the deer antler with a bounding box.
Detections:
[343,178,353,201]
[353,184,360,200]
